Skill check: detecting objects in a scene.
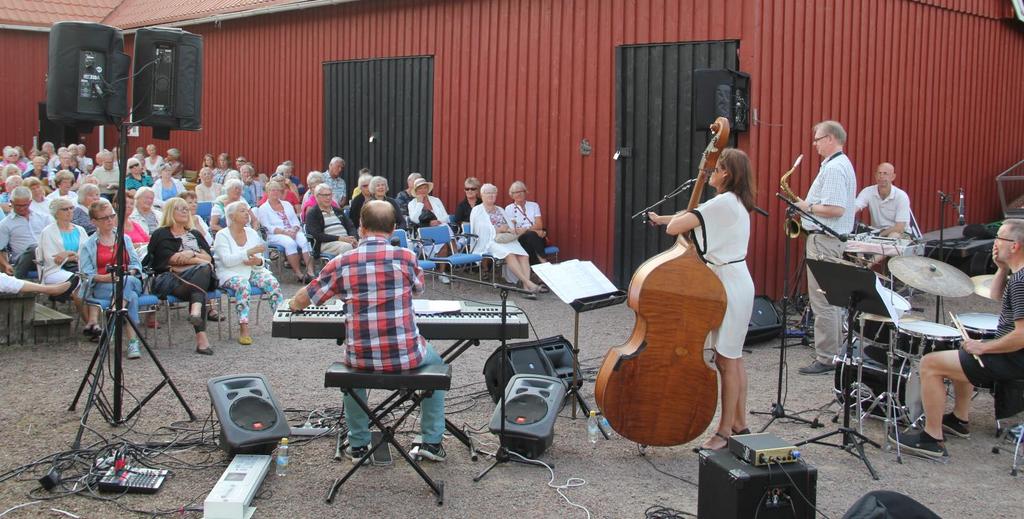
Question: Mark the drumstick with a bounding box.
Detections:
[949,312,985,368]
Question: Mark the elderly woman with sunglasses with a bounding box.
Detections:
[79,199,146,358]
[124,158,154,195]
[452,177,482,226]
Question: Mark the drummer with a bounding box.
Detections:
[894,219,1024,458]
[854,162,913,238]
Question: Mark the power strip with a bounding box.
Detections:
[203,455,271,519]
[290,426,331,437]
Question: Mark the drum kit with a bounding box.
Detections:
[833,255,998,459]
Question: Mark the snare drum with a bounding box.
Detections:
[895,321,962,359]
[956,313,999,340]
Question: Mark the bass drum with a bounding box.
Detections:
[834,351,922,426]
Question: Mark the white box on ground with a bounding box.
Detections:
[204,454,272,519]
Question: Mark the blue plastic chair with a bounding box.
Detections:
[223,284,274,339]
[160,289,223,345]
[544,245,560,261]
[196,201,213,225]
[85,292,161,343]
[392,229,437,272]
[416,225,482,282]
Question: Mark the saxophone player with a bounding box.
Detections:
[795,121,858,375]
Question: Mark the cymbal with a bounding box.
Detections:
[888,256,974,298]
[971,274,996,299]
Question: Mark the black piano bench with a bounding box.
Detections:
[323,362,452,505]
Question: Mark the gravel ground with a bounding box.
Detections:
[0,276,1022,518]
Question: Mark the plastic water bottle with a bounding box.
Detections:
[598,414,614,439]
[586,411,600,444]
[275,438,289,476]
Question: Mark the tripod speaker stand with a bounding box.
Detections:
[795,259,884,480]
[67,123,195,449]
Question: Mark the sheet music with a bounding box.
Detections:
[412,299,462,314]
[532,260,618,305]
[875,277,900,326]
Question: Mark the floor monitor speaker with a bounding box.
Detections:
[208,374,290,455]
[482,335,577,402]
[488,374,566,458]
[745,295,783,345]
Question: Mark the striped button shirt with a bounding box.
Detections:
[305,235,427,371]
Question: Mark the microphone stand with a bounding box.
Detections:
[935,191,953,322]
[631,178,697,222]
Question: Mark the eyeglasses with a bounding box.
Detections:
[95,213,116,221]
[316,193,332,197]
[465,187,478,191]
[510,190,526,195]
[173,206,190,213]
[58,206,74,212]
[812,135,829,143]
[129,164,141,168]
[995,236,1017,244]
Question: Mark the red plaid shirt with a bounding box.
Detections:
[306,235,427,371]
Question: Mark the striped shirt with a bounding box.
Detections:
[802,152,857,235]
[305,236,427,371]
[996,269,1024,339]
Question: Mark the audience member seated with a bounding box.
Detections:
[79,199,145,357]
[22,155,50,183]
[91,150,119,197]
[23,178,52,220]
[74,144,93,174]
[45,170,77,203]
[323,157,348,208]
[350,170,373,202]
[0,187,52,278]
[469,183,542,298]
[130,187,163,235]
[305,184,358,258]
[179,191,214,244]
[2,147,27,174]
[51,151,82,190]
[147,197,215,355]
[143,144,164,176]
[214,201,284,345]
[0,175,22,215]
[195,167,222,202]
[259,181,314,282]
[408,178,450,232]
[505,180,550,265]
[165,148,185,179]
[72,184,100,234]
[211,179,258,233]
[300,171,329,221]
[258,171,301,213]
[200,153,216,175]
[453,176,482,226]
[125,158,153,195]
[395,172,422,219]
[39,197,86,316]
[119,192,151,253]
[213,152,236,184]
[241,165,264,207]
[349,176,404,230]
[152,164,186,208]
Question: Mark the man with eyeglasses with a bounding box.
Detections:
[793,120,858,375]
[894,220,1024,458]
[0,186,53,278]
[323,157,348,208]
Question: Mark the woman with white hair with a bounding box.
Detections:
[124,157,153,195]
[195,167,222,202]
[164,148,184,179]
[211,178,257,232]
[305,183,358,257]
[0,175,22,215]
[214,200,284,345]
[469,183,543,298]
[39,197,87,284]
[152,164,186,208]
[300,171,332,221]
[143,144,164,176]
[72,184,100,234]
[348,176,404,230]
[129,187,163,234]
[505,180,550,265]
[258,180,315,282]
[45,170,77,203]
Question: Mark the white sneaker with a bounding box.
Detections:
[439,274,451,284]
[126,339,141,359]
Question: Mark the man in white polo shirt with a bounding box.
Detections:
[855,162,913,238]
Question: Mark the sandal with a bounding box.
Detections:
[699,432,731,451]
[82,324,100,337]
[733,427,751,436]
[206,311,226,322]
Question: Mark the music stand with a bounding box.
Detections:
[796,259,883,480]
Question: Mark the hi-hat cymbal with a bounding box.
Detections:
[888,256,974,298]
[971,274,996,299]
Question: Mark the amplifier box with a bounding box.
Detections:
[698,448,817,519]
[728,433,800,466]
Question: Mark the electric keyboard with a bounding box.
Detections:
[845,233,924,257]
[272,300,529,341]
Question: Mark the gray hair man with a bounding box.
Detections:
[0,186,53,278]
[323,157,348,207]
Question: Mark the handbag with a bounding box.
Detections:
[418,209,437,226]
[494,232,517,244]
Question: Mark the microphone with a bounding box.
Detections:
[957,188,966,226]
[753,206,769,217]
[937,190,950,203]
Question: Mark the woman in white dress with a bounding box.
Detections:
[258,180,314,282]
[469,183,543,298]
[647,148,756,450]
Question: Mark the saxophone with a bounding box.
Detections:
[779,154,804,238]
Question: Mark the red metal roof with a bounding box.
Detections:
[103,0,308,29]
[0,0,121,28]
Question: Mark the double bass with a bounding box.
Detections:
[594,118,730,446]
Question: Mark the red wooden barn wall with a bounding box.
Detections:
[0,31,49,151]
[2,0,1023,297]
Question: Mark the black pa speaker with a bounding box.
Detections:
[483,335,578,402]
[132,27,203,136]
[208,374,290,455]
[694,68,751,132]
[46,22,130,126]
[745,295,783,345]
[488,374,566,458]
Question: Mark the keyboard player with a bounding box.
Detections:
[287,200,449,463]
[854,162,913,238]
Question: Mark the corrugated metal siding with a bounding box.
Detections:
[2,0,1023,297]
